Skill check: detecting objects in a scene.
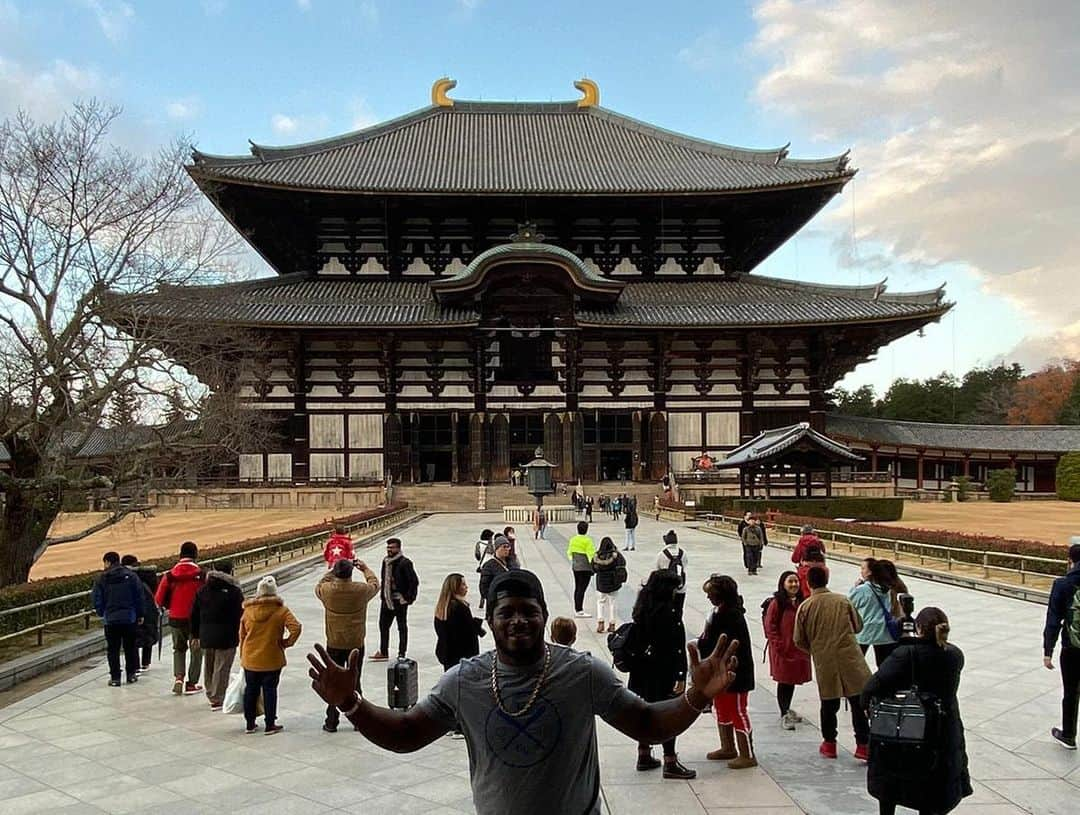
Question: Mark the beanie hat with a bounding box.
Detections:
[332,558,354,579]
[663,530,678,547]
[802,525,814,535]
[256,576,278,597]
[492,534,510,549]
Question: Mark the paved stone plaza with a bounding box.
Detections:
[0,511,1076,814]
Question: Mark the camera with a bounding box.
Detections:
[897,593,917,638]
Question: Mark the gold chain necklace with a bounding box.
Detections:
[490,645,552,718]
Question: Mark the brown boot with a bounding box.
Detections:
[707,723,737,761]
[597,621,606,634]
[727,731,758,769]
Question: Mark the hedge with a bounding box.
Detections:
[0,502,409,637]
[1057,452,1080,501]
[699,496,904,522]
[986,469,1016,503]
[773,513,1069,577]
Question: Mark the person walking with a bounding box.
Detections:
[863,607,972,814]
[656,531,688,614]
[623,499,639,551]
[154,540,206,695]
[1043,538,1080,749]
[502,526,521,570]
[764,571,812,730]
[370,537,419,661]
[585,496,594,523]
[699,574,756,768]
[566,521,597,618]
[479,536,515,607]
[533,510,547,541]
[239,576,302,734]
[189,560,245,710]
[121,554,159,672]
[92,551,144,687]
[316,557,379,731]
[794,566,872,761]
[626,571,696,779]
[308,569,741,815]
[592,537,628,634]
[736,511,752,539]
[323,524,355,567]
[849,560,900,667]
[740,516,765,576]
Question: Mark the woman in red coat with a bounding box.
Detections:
[763,570,813,730]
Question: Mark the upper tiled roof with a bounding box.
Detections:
[718,422,863,467]
[189,101,854,195]
[826,414,1080,454]
[115,274,947,329]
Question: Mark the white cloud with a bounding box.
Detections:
[296,0,312,9]
[271,113,298,135]
[0,57,105,121]
[79,0,135,43]
[348,97,377,130]
[269,112,330,139]
[747,0,1080,370]
[165,96,200,120]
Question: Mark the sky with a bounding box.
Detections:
[2,0,1078,393]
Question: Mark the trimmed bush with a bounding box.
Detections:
[699,496,904,522]
[954,476,973,502]
[986,469,1016,503]
[1057,452,1080,502]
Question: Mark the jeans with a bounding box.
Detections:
[1061,646,1080,739]
[624,528,637,550]
[573,571,592,613]
[244,668,281,727]
[379,603,409,657]
[104,623,138,681]
[170,621,202,684]
[597,592,619,625]
[821,696,869,744]
[203,647,236,705]
[325,646,364,727]
[777,682,795,715]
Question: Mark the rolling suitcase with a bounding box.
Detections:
[387,657,419,710]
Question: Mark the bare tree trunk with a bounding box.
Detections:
[0,485,61,587]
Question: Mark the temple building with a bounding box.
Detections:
[122,79,951,486]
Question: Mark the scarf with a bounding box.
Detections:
[382,552,403,606]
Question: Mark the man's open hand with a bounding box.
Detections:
[687,634,739,701]
[308,643,360,708]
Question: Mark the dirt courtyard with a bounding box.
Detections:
[881,500,1080,545]
[33,508,333,579]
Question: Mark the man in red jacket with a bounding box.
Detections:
[155,540,206,695]
[323,525,355,567]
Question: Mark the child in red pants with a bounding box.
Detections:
[700,574,757,769]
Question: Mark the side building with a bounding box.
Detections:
[118,79,950,486]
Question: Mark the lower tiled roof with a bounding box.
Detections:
[719,422,862,467]
[826,414,1080,454]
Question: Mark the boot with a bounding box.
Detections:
[597,621,606,634]
[662,755,697,780]
[636,747,661,771]
[727,731,758,769]
[707,723,737,761]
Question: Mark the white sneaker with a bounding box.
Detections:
[788,709,804,723]
[781,711,797,730]
[574,610,592,618]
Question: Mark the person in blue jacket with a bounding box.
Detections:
[1043,539,1080,749]
[92,551,144,687]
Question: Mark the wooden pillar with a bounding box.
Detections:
[764,468,772,498]
[794,469,802,498]
[290,333,309,484]
[739,468,746,498]
[916,450,925,490]
[469,412,488,483]
[870,446,879,474]
[562,412,576,485]
[492,412,510,482]
[384,412,403,483]
[738,334,757,442]
[649,411,668,482]
[544,412,564,481]
[825,464,833,497]
[631,410,643,481]
[450,410,460,484]
[962,454,971,476]
[408,411,420,483]
[806,467,812,498]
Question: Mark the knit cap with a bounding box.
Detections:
[663,530,678,547]
[256,575,278,597]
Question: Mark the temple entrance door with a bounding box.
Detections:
[419,451,452,482]
[415,413,454,483]
[599,450,633,482]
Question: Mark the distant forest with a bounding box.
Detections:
[830,360,1080,425]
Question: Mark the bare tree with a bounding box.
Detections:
[0,101,268,586]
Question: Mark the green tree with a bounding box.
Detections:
[879,374,959,423]
[957,363,1023,423]
[1057,453,1080,501]
[830,384,877,416]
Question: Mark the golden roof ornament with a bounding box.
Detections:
[432,77,456,107]
[574,78,600,108]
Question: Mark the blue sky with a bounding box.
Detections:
[4,1,1075,393]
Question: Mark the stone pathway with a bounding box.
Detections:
[0,512,1076,813]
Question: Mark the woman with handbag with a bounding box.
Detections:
[862,607,972,815]
[849,560,900,667]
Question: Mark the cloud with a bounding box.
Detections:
[79,0,135,43]
[296,0,312,9]
[348,97,377,130]
[271,113,298,135]
[748,0,1080,370]
[677,30,729,73]
[269,112,330,138]
[165,96,200,120]
[0,57,106,121]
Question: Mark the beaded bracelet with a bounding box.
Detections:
[339,693,363,717]
[683,687,709,714]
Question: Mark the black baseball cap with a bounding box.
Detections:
[486,569,548,619]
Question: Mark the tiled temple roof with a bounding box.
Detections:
[826,414,1080,454]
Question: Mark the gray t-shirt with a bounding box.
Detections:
[417,646,637,815]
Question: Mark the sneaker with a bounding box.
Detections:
[108,679,122,687]
[369,652,389,662]
[140,664,151,671]
[819,740,837,759]
[245,724,259,734]
[574,610,592,618]
[788,709,804,722]
[1051,728,1077,750]
[322,722,338,733]
[209,702,223,711]
[450,731,466,741]
[853,743,869,762]
[781,711,796,731]
[183,683,203,695]
[126,675,138,684]
[265,724,284,735]
[172,678,184,695]
[662,758,697,780]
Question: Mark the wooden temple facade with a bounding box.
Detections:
[122,79,950,485]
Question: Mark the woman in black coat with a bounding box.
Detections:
[627,570,695,780]
[434,573,484,671]
[861,607,972,815]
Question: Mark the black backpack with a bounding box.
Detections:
[607,622,645,673]
[662,548,686,590]
[868,649,945,757]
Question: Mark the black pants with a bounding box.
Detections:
[777,682,795,715]
[878,803,937,815]
[140,644,152,669]
[743,545,762,572]
[325,646,364,727]
[379,603,409,657]
[860,642,900,667]
[244,668,280,727]
[104,623,138,681]
[639,738,676,757]
[821,696,869,744]
[1061,647,1080,739]
[573,571,592,612]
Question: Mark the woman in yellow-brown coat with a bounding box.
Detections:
[239,576,302,734]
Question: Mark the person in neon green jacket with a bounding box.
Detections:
[567,521,597,618]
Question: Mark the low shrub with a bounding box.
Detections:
[1057,453,1080,501]
[773,513,1068,577]
[699,496,904,522]
[954,476,973,502]
[986,469,1016,503]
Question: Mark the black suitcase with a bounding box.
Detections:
[387,657,419,710]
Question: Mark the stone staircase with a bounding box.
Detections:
[392,481,662,513]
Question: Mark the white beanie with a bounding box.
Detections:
[256,575,278,597]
